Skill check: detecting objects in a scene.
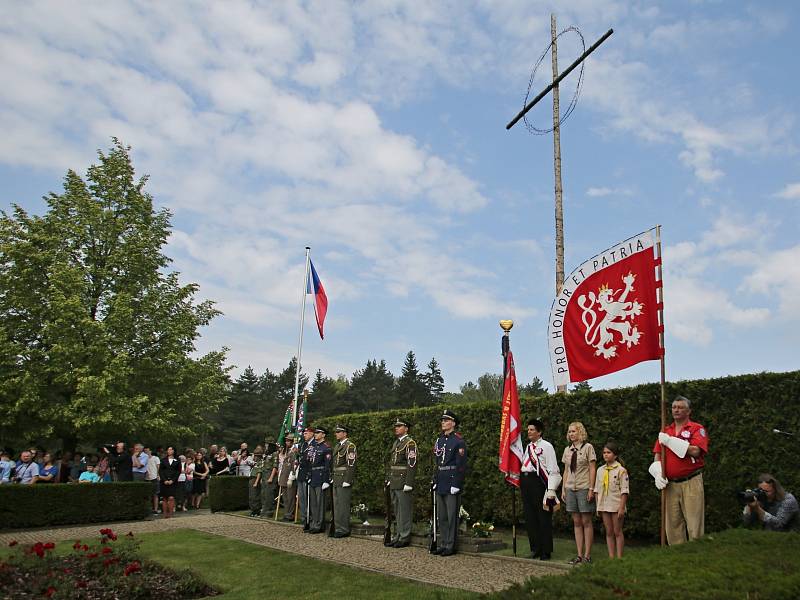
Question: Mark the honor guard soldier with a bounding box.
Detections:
[259,438,278,516]
[248,446,265,516]
[332,425,357,537]
[297,426,315,530]
[432,410,467,556]
[307,426,332,533]
[277,433,298,521]
[386,418,417,548]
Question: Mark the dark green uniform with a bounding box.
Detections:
[249,454,264,516]
[387,434,417,545]
[332,437,357,536]
[260,451,278,516]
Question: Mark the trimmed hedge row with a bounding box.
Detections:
[208,476,250,512]
[314,370,800,539]
[0,482,152,530]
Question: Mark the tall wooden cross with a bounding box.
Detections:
[506,15,613,391]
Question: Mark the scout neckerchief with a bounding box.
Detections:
[601,461,621,495]
[524,441,548,485]
[569,442,584,473]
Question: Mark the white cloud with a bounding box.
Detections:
[586,186,633,198]
[775,183,800,199]
[743,245,800,317]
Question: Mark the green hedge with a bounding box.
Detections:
[0,482,152,530]
[314,370,800,539]
[208,476,250,512]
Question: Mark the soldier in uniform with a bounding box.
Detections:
[386,418,417,548]
[297,426,315,530]
[259,438,278,517]
[277,433,298,521]
[432,409,467,556]
[248,446,265,517]
[332,425,357,538]
[307,426,332,533]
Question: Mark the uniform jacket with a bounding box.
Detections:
[433,432,466,492]
[297,439,313,482]
[261,452,278,483]
[250,456,265,479]
[277,447,298,487]
[387,435,417,490]
[309,440,332,488]
[332,439,357,487]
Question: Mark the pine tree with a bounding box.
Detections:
[571,381,592,392]
[421,357,445,403]
[395,351,429,407]
[520,376,548,397]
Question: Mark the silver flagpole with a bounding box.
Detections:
[292,247,311,426]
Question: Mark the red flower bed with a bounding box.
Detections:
[0,529,217,599]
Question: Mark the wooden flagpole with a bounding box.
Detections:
[656,225,667,546]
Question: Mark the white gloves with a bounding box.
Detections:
[450,487,460,495]
[431,483,436,491]
[342,482,351,488]
[648,461,668,490]
[403,485,413,492]
[658,432,690,458]
[322,482,330,490]
[288,472,296,483]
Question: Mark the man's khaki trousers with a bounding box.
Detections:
[665,473,704,545]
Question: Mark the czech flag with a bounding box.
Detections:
[308,260,328,339]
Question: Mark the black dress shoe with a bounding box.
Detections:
[430,548,443,555]
[333,532,350,538]
[539,554,551,561]
[384,541,395,547]
[440,549,455,556]
[309,528,324,534]
[393,540,410,548]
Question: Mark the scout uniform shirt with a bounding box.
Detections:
[653,419,708,480]
[593,462,629,512]
[332,438,356,487]
[433,431,466,491]
[561,443,597,491]
[387,434,417,490]
[261,451,278,481]
[277,446,298,487]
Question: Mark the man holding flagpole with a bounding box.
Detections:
[520,418,561,561]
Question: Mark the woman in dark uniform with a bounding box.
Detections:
[159,446,181,518]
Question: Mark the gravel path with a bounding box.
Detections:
[0,513,567,594]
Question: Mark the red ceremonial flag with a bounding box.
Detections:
[548,228,663,387]
[498,351,524,487]
[307,259,328,340]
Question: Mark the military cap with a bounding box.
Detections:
[334,424,349,433]
[264,435,276,444]
[284,432,295,441]
[304,426,314,433]
[440,409,459,424]
[314,426,327,435]
[527,418,545,431]
[253,445,265,455]
[393,418,410,428]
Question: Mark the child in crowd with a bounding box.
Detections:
[593,441,629,558]
[78,463,101,484]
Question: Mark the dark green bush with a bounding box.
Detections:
[0,482,151,529]
[208,476,249,512]
[315,370,800,539]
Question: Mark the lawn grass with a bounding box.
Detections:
[136,528,478,600]
[485,528,800,599]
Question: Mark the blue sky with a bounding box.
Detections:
[1,1,798,394]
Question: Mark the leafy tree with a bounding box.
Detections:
[421,357,445,403]
[571,381,592,392]
[0,139,229,449]
[520,376,548,397]
[395,350,430,407]
[455,373,503,404]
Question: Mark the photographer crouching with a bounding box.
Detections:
[741,474,799,532]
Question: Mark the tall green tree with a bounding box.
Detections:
[347,359,396,412]
[210,366,269,449]
[395,350,430,407]
[0,139,229,449]
[571,380,592,393]
[421,357,445,403]
[519,376,548,397]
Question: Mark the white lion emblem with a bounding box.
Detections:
[577,272,644,359]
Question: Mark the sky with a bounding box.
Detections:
[1,1,798,394]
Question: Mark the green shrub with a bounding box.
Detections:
[314,370,800,539]
[0,482,151,529]
[208,476,249,512]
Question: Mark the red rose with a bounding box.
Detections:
[123,561,142,576]
[8,540,18,547]
[86,552,99,559]
[81,545,89,551]
[43,542,55,550]
[72,541,81,550]
[33,542,45,558]
[75,581,88,589]
[109,533,118,541]
[44,586,56,597]
[101,546,113,555]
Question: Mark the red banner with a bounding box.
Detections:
[548,228,663,386]
[498,351,523,487]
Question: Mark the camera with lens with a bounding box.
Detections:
[737,487,768,504]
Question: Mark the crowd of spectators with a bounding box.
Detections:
[0,442,257,517]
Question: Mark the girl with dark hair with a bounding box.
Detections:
[38,452,59,483]
[159,446,181,518]
[192,451,209,509]
[593,441,629,558]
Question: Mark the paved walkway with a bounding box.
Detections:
[1,513,567,594]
